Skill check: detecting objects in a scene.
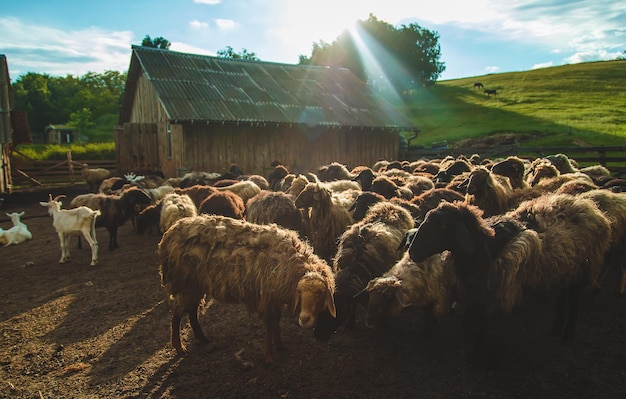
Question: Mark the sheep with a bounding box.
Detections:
[352,168,377,190]
[316,162,355,181]
[245,190,308,238]
[367,176,403,199]
[214,180,261,204]
[159,193,197,233]
[364,251,455,359]
[407,196,611,363]
[0,211,33,246]
[491,156,529,190]
[136,202,162,235]
[158,214,336,363]
[578,189,626,294]
[174,184,219,209]
[268,164,290,191]
[349,192,386,221]
[70,186,153,250]
[294,182,355,263]
[314,201,414,340]
[198,190,245,219]
[81,163,111,193]
[410,188,465,225]
[39,194,101,266]
[465,166,514,217]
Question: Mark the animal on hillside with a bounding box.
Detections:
[158,215,336,363]
[484,89,497,96]
[39,194,101,266]
[473,82,484,90]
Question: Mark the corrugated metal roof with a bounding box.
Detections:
[123,46,417,130]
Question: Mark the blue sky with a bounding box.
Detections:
[1,0,624,80]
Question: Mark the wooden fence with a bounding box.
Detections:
[9,152,118,188]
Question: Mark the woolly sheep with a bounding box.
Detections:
[158,214,336,363]
[81,163,111,193]
[215,180,261,204]
[465,166,514,217]
[245,190,308,238]
[314,201,414,340]
[491,156,529,190]
[294,182,355,263]
[159,193,197,233]
[408,196,610,362]
[198,190,245,219]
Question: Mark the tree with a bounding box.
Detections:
[141,35,171,50]
[300,14,445,90]
[217,46,259,60]
[68,108,95,142]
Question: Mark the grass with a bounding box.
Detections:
[398,60,626,148]
[13,142,116,161]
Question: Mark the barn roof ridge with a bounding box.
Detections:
[120,46,418,131]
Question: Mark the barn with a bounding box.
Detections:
[116,46,418,178]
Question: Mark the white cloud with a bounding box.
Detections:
[563,49,624,64]
[193,0,221,4]
[485,66,500,74]
[0,17,132,77]
[214,19,238,30]
[169,42,215,56]
[189,19,209,29]
[532,61,553,70]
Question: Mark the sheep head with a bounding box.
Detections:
[294,271,336,329]
[364,276,403,329]
[409,202,494,262]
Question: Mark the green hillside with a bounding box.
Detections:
[400,60,626,148]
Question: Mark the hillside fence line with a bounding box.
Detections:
[6,145,626,191]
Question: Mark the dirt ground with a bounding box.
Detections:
[0,185,625,399]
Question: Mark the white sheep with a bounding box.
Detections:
[39,195,101,266]
[0,211,33,246]
[158,214,336,363]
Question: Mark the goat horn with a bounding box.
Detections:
[52,194,67,202]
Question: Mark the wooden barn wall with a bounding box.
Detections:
[174,124,399,177]
[117,123,160,173]
[130,73,167,124]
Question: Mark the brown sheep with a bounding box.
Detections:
[465,166,514,217]
[158,215,336,363]
[246,190,308,238]
[294,182,355,263]
[198,190,245,219]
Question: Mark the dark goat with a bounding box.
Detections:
[71,187,152,250]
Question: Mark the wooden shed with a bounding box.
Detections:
[117,46,418,178]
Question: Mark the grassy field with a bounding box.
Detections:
[400,59,626,148]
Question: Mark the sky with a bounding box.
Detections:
[1,0,624,81]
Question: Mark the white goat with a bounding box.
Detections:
[0,211,33,247]
[39,194,101,266]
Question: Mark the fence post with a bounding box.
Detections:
[67,150,75,185]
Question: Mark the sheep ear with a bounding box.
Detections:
[454,221,475,255]
[292,293,301,315]
[394,288,410,308]
[326,290,337,318]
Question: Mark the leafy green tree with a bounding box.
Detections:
[300,14,445,90]
[68,108,95,141]
[217,46,259,60]
[141,35,171,49]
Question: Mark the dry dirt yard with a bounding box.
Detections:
[0,185,625,399]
